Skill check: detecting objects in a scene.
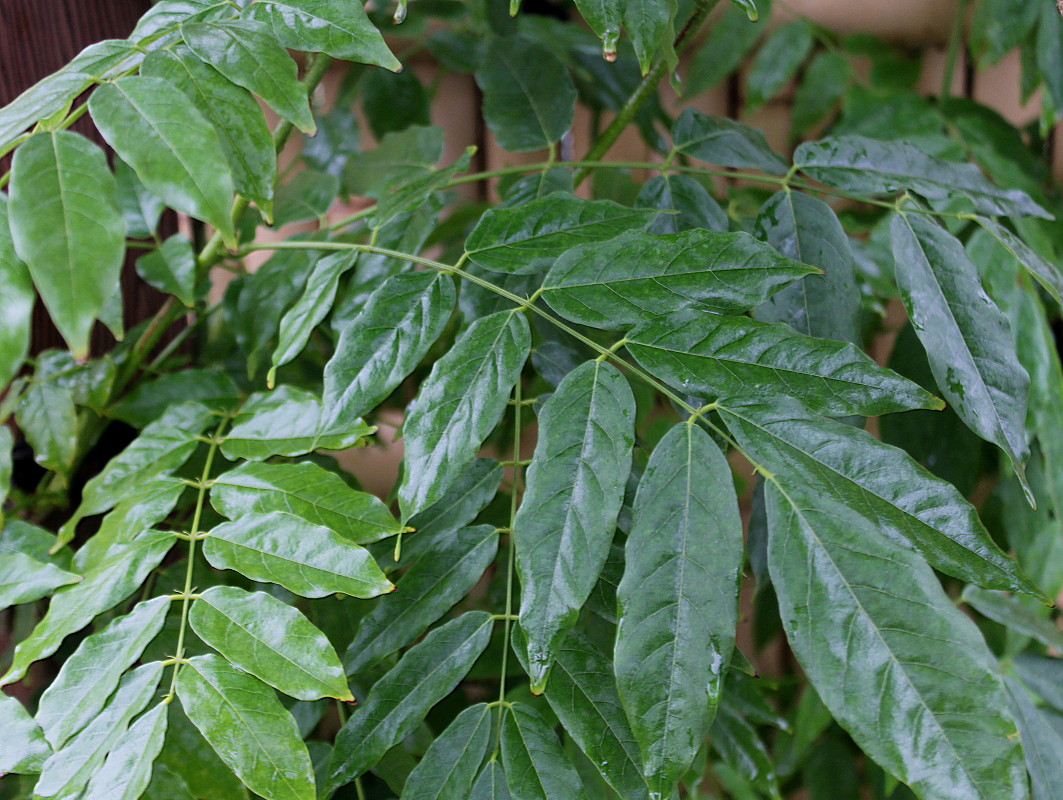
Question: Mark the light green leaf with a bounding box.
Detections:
[501,702,588,800]
[471,760,512,800]
[622,0,678,74]
[891,212,1031,494]
[190,586,351,701]
[343,125,443,198]
[515,360,634,693]
[243,0,400,69]
[962,585,1063,649]
[344,525,498,675]
[0,519,71,567]
[465,193,658,276]
[81,703,168,800]
[0,70,94,156]
[322,271,456,426]
[718,398,1043,598]
[142,47,276,220]
[157,700,249,800]
[221,386,375,461]
[182,20,316,134]
[764,483,1027,800]
[616,423,742,796]
[0,531,173,686]
[476,36,577,152]
[14,380,77,478]
[0,552,80,613]
[575,0,621,56]
[0,195,34,388]
[402,703,493,799]
[542,229,815,329]
[114,158,164,239]
[8,131,124,358]
[0,694,51,775]
[177,654,315,800]
[635,173,729,234]
[327,611,493,790]
[795,136,1049,219]
[672,109,789,174]
[753,191,861,345]
[212,461,400,545]
[1004,678,1063,800]
[89,76,236,246]
[746,19,813,110]
[399,309,530,520]
[203,511,393,599]
[627,312,939,417]
[36,596,169,749]
[135,233,197,307]
[33,662,164,800]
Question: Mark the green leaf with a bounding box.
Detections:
[962,585,1063,649]
[136,233,197,307]
[627,312,938,417]
[81,703,168,800]
[33,662,164,800]
[616,422,742,796]
[177,654,315,800]
[220,386,375,461]
[971,0,1039,62]
[1013,654,1063,713]
[0,70,95,156]
[635,173,729,234]
[973,216,1063,308]
[718,398,1043,598]
[672,108,789,174]
[36,596,169,749]
[243,0,400,69]
[891,212,1032,493]
[273,170,339,226]
[399,309,530,520]
[753,191,861,344]
[501,702,587,800]
[0,195,33,388]
[141,47,276,219]
[204,511,393,599]
[542,229,815,329]
[402,703,493,799]
[710,702,779,799]
[0,531,173,686]
[327,611,493,790]
[270,251,358,382]
[0,551,80,613]
[0,694,51,775]
[343,125,444,197]
[13,380,76,479]
[144,764,198,800]
[476,36,577,152]
[763,483,1027,800]
[212,461,400,545]
[1036,2,1063,113]
[158,700,249,800]
[190,586,352,701]
[182,20,316,134]
[795,136,1049,219]
[0,519,71,568]
[746,19,814,110]
[8,131,124,358]
[472,760,512,800]
[515,360,634,693]
[1004,678,1063,800]
[369,147,474,231]
[111,369,238,428]
[344,525,498,675]
[791,51,851,137]
[686,4,765,95]
[114,157,165,240]
[622,0,678,74]
[466,193,658,276]
[361,68,431,139]
[575,0,621,57]
[89,76,236,246]
[323,271,455,426]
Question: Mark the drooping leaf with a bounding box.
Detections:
[616,422,742,796]
[501,702,588,800]
[190,586,351,701]
[135,233,197,307]
[212,461,400,545]
[709,702,780,798]
[1036,1,1063,112]
[89,76,236,246]
[542,229,815,329]
[327,611,493,790]
[177,654,315,800]
[476,36,577,152]
[181,20,315,134]
[0,694,51,775]
[575,0,621,57]
[36,596,169,749]
[0,551,80,613]
[465,193,657,276]
[402,703,493,799]
[962,585,1063,649]
[8,131,124,358]
[515,360,634,693]
[361,68,431,139]
[635,173,729,234]
[344,525,498,675]
[203,511,393,599]
[622,0,678,74]
[764,484,1027,800]
[745,19,814,110]
[718,398,1043,598]
[971,0,1040,62]
[322,271,455,426]
[398,309,530,520]
[369,146,474,230]
[243,0,400,69]
[81,703,168,800]
[0,195,34,388]
[672,109,789,174]
[627,312,938,417]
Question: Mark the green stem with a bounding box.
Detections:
[941,0,970,100]
[497,379,523,717]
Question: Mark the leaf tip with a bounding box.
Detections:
[266,367,277,391]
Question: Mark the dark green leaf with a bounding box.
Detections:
[472,760,512,800]
[0,694,51,775]
[962,585,1063,649]
[1036,2,1063,112]
[635,173,729,234]
[616,423,742,796]
[622,0,678,74]
[8,131,124,358]
[746,20,814,110]
[515,360,634,693]
[203,511,393,599]
[361,68,431,138]
[686,4,765,95]
[0,195,33,388]
[1004,678,1063,800]
[973,216,1063,307]
[135,233,196,307]
[501,702,587,800]
[1013,654,1063,713]
[971,0,1039,62]
[402,703,493,799]
[273,170,339,226]
[14,380,76,478]
[81,703,168,800]
[710,703,779,798]
[575,0,621,56]
[110,369,239,428]
[791,51,851,137]
[343,125,444,197]
[673,108,789,174]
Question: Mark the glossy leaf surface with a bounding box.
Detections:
[81,703,168,800]
[402,703,493,800]
[672,109,789,174]
[0,694,51,775]
[501,702,587,800]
